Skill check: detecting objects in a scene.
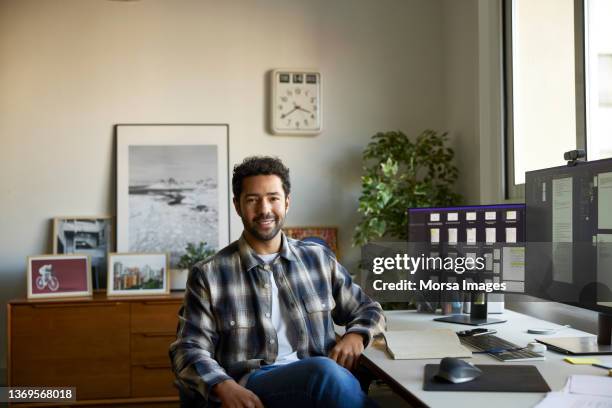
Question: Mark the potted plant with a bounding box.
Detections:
[353,130,462,310]
[172,241,216,290]
[353,129,462,246]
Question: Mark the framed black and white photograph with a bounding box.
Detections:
[107,252,169,296]
[53,216,113,290]
[116,124,229,274]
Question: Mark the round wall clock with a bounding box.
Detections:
[271,69,321,135]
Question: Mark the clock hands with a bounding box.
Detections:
[281,105,312,119]
[280,106,298,119]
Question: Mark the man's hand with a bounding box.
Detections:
[213,379,264,408]
[328,332,365,371]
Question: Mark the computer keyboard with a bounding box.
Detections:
[459,334,545,362]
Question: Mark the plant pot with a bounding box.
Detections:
[170,269,189,291]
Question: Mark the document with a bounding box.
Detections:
[430,213,440,222]
[447,212,459,222]
[484,253,493,271]
[505,227,517,243]
[536,375,612,407]
[552,177,573,284]
[486,228,496,243]
[597,234,612,306]
[485,211,496,220]
[502,246,525,281]
[568,375,612,397]
[448,228,457,244]
[430,228,440,243]
[535,392,612,408]
[506,210,517,220]
[384,329,472,360]
[467,228,476,244]
[466,212,477,221]
[599,172,612,229]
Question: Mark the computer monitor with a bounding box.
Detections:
[525,157,612,352]
[407,204,526,324]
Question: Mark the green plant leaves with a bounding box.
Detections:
[177,241,216,270]
[353,129,462,246]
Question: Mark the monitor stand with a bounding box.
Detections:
[433,292,507,326]
[536,312,612,355]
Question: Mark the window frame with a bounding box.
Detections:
[503,0,588,199]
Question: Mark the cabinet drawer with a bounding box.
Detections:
[10,302,131,400]
[131,301,181,334]
[131,333,175,365]
[131,365,178,398]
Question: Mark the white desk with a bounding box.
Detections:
[361,309,612,408]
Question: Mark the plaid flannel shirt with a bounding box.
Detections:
[169,233,385,401]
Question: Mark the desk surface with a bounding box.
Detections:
[362,309,612,408]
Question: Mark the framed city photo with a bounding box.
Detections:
[116,124,229,275]
[27,255,92,299]
[53,216,113,290]
[107,253,169,296]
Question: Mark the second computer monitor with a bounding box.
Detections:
[407,204,526,293]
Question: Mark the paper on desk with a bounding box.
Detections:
[535,392,612,408]
[384,329,472,360]
[568,375,612,398]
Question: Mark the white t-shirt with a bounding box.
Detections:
[257,253,298,365]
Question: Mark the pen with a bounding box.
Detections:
[473,330,497,336]
[592,363,612,370]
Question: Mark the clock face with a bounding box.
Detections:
[272,70,321,135]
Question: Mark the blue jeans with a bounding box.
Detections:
[245,356,377,408]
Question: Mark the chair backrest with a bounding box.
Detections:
[301,236,330,249]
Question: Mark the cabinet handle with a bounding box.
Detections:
[142,301,181,306]
[32,302,121,309]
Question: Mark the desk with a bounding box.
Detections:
[360,309,612,408]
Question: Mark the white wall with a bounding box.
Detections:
[442,0,480,203]
[0,0,449,377]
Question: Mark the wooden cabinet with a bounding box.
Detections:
[8,293,184,406]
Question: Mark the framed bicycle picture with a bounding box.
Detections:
[27,254,92,299]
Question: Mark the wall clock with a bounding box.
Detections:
[271,69,321,135]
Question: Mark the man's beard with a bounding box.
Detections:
[244,213,285,241]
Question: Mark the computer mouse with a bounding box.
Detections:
[435,357,482,384]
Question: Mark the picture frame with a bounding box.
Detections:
[107,252,169,296]
[283,226,339,258]
[52,216,113,290]
[27,254,92,299]
[115,124,230,275]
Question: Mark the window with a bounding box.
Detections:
[585,0,612,160]
[504,0,611,195]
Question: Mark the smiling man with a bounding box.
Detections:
[170,156,385,408]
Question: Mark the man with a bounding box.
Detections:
[170,156,385,408]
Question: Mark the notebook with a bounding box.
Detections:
[384,329,472,360]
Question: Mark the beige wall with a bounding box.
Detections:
[442,0,480,203]
[0,0,455,375]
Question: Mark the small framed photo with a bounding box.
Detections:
[53,216,113,290]
[107,253,169,296]
[283,226,339,258]
[27,255,92,299]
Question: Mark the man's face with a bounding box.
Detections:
[234,175,290,242]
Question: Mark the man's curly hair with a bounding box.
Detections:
[232,156,291,199]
